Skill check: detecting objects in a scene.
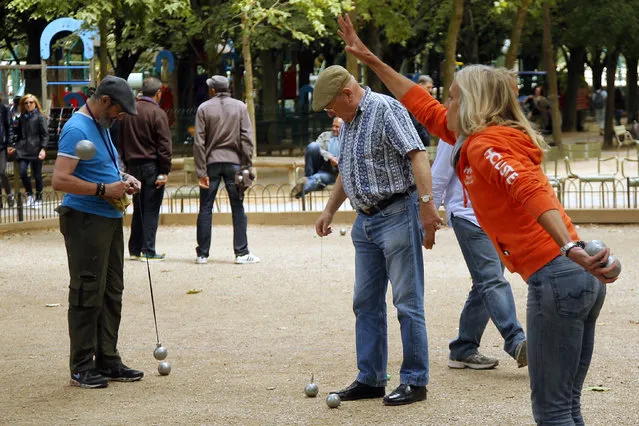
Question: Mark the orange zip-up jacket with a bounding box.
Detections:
[402,85,578,281]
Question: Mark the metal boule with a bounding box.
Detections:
[326,393,341,408]
[158,361,171,376]
[75,140,96,161]
[153,344,168,360]
[340,228,346,236]
[603,255,622,279]
[584,240,607,256]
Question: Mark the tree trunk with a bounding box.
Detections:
[24,19,48,101]
[443,0,464,100]
[345,10,360,82]
[98,18,108,80]
[626,56,638,123]
[363,22,383,92]
[590,48,605,89]
[604,51,619,147]
[259,49,281,146]
[542,1,561,145]
[297,48,313,88]
[562,46,585,132]
[505,0,533,69]
[241,15,257,157]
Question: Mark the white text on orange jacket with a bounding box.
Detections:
[483,147,519,185]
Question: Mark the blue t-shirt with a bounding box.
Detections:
[58,112,123,218]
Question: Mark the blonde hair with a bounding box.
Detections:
[19,94,44,114]
[454,65,547,154]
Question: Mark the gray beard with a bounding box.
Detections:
[97,116,115,129]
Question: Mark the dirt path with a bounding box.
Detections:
[1,223,637,425]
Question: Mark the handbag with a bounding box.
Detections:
[233,131,254,200]
[234,166,255,200]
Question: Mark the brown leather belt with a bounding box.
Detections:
[358,186,416,216]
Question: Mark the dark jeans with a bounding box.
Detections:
[527,256,606,425]
[58,206,124,373]
[196,162,249,258]
[127,161,166,256]
[18,159,43,199]
[0,150,12,196]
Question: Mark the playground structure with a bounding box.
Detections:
[0,17,100,107]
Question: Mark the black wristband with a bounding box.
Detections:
[97,182,106,198]
[95,183,100,196]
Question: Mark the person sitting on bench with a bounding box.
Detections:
[291,117,343,198]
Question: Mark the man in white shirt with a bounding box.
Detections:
[431,140,527,369]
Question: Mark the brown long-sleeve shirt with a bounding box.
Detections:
[193,92,253,178]
[118,97,173,174]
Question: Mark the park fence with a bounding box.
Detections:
[0,179,637,225]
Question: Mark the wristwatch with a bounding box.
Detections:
[560,240,585,256]
[419,194,433,203]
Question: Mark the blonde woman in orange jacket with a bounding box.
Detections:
[336,14,617,425]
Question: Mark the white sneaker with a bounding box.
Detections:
[195,256,207,264]
[25,195,34,207]
[235,253,260,264]
[32,200,42,209]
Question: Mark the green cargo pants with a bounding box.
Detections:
[58,206,124,373]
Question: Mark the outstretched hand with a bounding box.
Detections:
[337,15,374,64]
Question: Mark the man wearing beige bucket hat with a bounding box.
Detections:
[313,65,441,406]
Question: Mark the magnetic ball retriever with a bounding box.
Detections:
[153,343,168,361]
[304,374,319,397]
[75,140,96,160]
[584,240,622,279]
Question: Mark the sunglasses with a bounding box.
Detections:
[25,101,35,105]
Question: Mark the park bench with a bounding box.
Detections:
[180,156,302,187]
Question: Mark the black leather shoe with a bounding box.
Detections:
[383,384,427,406]
[331,380,385,401]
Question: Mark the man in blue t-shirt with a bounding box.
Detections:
[52,76,143,389]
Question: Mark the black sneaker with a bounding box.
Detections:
[99,364,144,382]
[70,369,109,389]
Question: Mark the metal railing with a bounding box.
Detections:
[1,179,638,225]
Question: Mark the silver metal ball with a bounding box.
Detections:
[158,361,171,376]
[603,255,622,278]
[153,345,168,360]
[304,382,319,397]
[340,228,346,236]
[242,169,250,177]
[238,175,244,182]
[326,393,341,408]
[157,174,167,182]
[75,140,96,161]
[584,240,607,256]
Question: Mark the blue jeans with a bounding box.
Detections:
[449,215,526,360]
[351,193,429,387]
[196,162,249,257]
[127,161,166,256]
[527,255,606,425]
[303,142,336,195]
[18,159,43,199]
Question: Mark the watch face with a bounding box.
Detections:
[420,195,431,203]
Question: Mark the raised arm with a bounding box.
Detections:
[337,15,416,100]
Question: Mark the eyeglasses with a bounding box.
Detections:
[324,93,341,112]
[25,101,35,105]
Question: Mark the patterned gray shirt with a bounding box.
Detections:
[339,87,425,210]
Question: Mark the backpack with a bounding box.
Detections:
[593,91,604,109]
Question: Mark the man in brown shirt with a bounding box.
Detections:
[119,76,172,261]
[194,75,259,265]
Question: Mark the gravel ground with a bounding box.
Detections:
[1,223,638,425]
